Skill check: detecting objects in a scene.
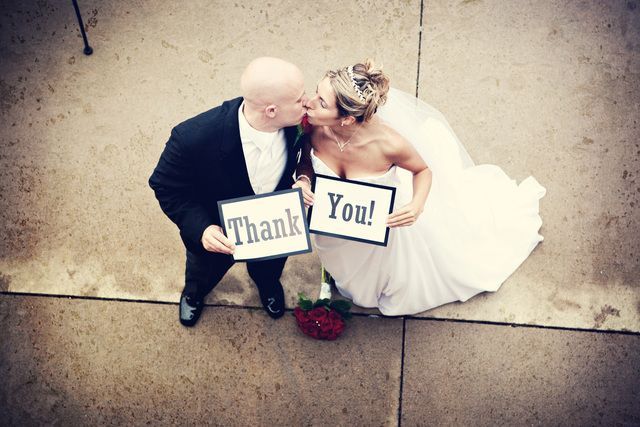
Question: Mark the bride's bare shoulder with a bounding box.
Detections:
[374,121,410,155]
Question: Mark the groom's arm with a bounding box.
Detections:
[293,137,315,207]
[148,127,213,254]
[295,137,315,181]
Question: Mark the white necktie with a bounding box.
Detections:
[253,134,276,194]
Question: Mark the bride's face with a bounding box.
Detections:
[305,77,343,126]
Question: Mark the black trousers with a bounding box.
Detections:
[184,249,287,298]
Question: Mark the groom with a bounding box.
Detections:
[149,57,308,326]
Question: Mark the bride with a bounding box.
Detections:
[293,60,545,316]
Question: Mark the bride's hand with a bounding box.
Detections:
[292,179,315,208]
[386,202,423,227]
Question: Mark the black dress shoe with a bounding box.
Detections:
[179,292,203,327]
[258,281,285,319]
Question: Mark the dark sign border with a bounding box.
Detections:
[217,188,312,262]
[307,173,396,247]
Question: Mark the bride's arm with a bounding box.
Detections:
[384,132,432,227]
[293,136,315,207]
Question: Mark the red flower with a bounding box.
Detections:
[318,317,334,333]
[328,310,342,321]
[293,307,309,323]
[308,307,328,321]
[302,320,319,338]
[300,114,311,132]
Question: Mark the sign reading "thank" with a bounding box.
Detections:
[217,188,312,261]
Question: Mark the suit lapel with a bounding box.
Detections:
[220,98,255,196]
[283,125,299,167]
[274,125,300,190]
[220,101,301,195]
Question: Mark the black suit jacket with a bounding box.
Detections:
[149,97,300,256]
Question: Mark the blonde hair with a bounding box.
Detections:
[325,59,390,122]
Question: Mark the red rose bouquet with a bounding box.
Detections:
[293,293,351,341]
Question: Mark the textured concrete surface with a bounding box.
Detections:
[0,0,418,312]
[2,294,638,426]
[402,319,640,426]
[0,294,403,426]
[414,0,640,331]
[0,0,638,332]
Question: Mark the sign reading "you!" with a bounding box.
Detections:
[308,174,396,246]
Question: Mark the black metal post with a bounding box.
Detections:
[71,0,93,55]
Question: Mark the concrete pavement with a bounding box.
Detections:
[1,294,638,426]
[1,0,639,424]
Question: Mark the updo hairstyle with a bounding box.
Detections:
[325,59,390,122]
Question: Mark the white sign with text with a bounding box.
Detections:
[308,174,396,246]
[218,188,312,261]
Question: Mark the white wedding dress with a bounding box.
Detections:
[311,88,546,316]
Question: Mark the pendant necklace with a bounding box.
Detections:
[327,125,361,152]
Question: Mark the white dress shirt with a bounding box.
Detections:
[237,103,287,194]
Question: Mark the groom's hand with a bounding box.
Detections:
[201,225,235,254]
[292,180,314,208]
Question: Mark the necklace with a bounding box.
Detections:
[327,125,361,152]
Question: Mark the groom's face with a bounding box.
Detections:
[272,74,307,127]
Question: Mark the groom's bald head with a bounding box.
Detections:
[240,57,307,129]
[241,57,304,104]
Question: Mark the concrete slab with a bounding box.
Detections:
[2,0,637,332]
[0,0,420,313]
[415,0,640,331]
[0,294,403,425]
[401,319,640,426]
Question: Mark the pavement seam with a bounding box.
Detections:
[2,291,638,336]
[404,315,640,336]
[398,316,407,427]
[415,0,425,98]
